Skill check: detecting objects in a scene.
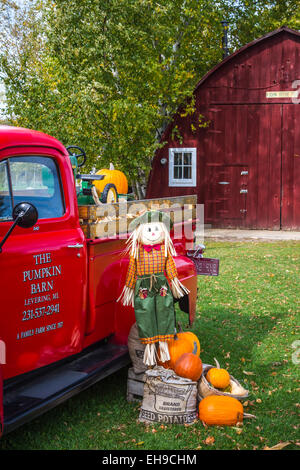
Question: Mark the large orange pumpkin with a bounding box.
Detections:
[93,163,128,195]
[174,344,203,381]
[198,395,244,426]
[158,335,193,370]
[206,358,230,389]
[177,331,200,357]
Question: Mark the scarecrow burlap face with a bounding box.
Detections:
[140,221,165,245]
[117,211,189,366]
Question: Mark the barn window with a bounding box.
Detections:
[168,148,197,187]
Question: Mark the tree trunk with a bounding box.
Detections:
[132,180,145,200]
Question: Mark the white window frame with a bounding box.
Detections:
[168,147,197,187]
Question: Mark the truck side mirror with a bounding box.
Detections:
[12,202,39,228]
[0,202,38,253]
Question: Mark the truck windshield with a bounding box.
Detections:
[0,160,12,220]
[0,156,65,221]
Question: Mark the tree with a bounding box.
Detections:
[1,0,299,194]
[223,0,299,50]
[1,0,226,193]
[0,0,19,120]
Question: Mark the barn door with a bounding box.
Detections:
[281,104,300,229]
[205,164,248,226]
[204,104,283,229]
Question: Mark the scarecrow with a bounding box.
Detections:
[118,210,189,366]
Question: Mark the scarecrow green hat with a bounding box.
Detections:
[129,210,173,232]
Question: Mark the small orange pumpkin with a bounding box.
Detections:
[198,395,244,426]
[158,335,193,370]
[174,343,203,381]
[206,358,230,389]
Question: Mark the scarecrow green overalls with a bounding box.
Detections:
[125,243,178,345]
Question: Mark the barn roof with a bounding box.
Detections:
[158,26,300,144]
[194,26,300,93]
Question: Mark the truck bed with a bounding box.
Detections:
[78,195,197,239]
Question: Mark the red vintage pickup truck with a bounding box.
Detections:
[0,125,198,435]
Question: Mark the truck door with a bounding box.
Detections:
[0,363,3,437]
[0,151,87,380]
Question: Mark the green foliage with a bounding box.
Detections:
[223,0,300,49]
[0,0,225,181]
[0,0,299,184]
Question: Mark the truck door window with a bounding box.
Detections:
[0,156,65,221]
[0,160,13,221]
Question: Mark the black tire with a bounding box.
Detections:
[100,183,118,203]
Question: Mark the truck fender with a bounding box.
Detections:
[174,255,197,326]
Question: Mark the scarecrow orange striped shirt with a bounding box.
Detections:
[125,243,178,289]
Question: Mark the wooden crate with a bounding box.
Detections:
[126,367,146,402]
[78,195,197,239]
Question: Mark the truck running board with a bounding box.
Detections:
[3,342,130,434]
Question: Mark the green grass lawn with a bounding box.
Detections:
[0,241,299,450]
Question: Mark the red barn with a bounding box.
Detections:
[146,27,300,230]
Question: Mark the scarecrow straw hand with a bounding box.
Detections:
[117,286,134,307]
[171,278,190,299]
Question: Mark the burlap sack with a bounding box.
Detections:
[139,366,198,425]
[128,322,147,374]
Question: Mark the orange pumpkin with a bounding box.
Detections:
[174,344,203,381]
[177,331,200,357]
[93,163,128,195]
[158,335,193,370]
[198,395,244,426]
[206,358,230,389]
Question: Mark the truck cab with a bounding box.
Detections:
[0,125,197,435]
